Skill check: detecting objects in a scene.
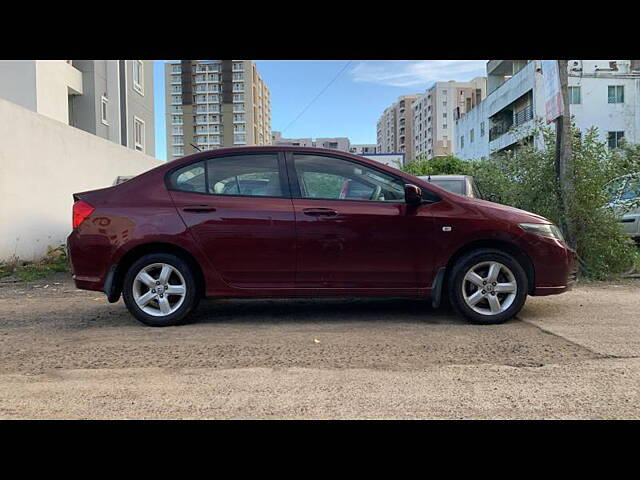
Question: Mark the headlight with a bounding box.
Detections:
[519,223,565,243]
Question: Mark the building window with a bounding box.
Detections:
[100,96,108,125]
[480,121,485,137]
[133,60,144,95]
[460,135,464,148]
[608,131,625,149]
[568,86,581,104]
[470,129,474,143]
[134,117,145,152]
[443,124,447,129]
[608,85,624,103]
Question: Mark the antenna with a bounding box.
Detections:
[190,143,202,152]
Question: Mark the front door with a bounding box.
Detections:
[168,152,296,290]
[287,152,435,292]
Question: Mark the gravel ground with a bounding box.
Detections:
[0,273,638,419]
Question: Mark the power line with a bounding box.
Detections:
[282,61,353,134]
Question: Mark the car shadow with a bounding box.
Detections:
[189,297,465,326]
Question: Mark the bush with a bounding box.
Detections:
[403,126,640,279]
[404,155,469,176]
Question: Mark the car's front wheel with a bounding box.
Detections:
[122,253,200,327]
[448,248,528,325]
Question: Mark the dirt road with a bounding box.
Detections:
[0,273,638,419]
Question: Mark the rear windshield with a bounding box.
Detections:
[429,179,465,195]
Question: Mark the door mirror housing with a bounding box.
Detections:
[405,184,422,205]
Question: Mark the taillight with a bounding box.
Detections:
[72,200,94,229]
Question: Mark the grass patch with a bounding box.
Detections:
[0,245,70,282]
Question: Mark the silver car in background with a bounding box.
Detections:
[607,173,640,242]
[418,175,484,199]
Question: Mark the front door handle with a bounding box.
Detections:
[302,208,338,217]
[182,206,216,213]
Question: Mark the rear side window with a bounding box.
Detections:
[207,154,283,197]
[169,162,207,193]
[168,154,285,197]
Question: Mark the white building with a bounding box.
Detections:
[0,60,156,155]
[349,144,377,155]
[412,77,486,159]
[272,131,351,152]
[455,60,640,159]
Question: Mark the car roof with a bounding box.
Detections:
[418,175,471,181]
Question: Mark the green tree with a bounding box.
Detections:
[403,155,470,176]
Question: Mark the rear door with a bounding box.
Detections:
[168,152,296,290]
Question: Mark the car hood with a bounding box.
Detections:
[462,196,552,224]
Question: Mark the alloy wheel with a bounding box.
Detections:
[461,261,518,316]
[132,263,187,317]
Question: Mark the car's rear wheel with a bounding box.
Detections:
[448,248,528,325]
[122,253,200,327]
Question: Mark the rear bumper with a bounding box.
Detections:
[67,231,109,293]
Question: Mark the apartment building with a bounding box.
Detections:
[349,144,377,155]
[0,60,155,155]
[165,60,271,159]
[455,60,640,159]
[412,77,486,159]
[376,94,419,162]
[272,131,351,151]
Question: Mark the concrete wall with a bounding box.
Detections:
[0,97,161,261]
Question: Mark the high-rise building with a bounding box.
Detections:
[455,60,640,160]
[376,94,419,162]
[0,60,155,155]
[165,60,271,159]
[412,77,486,159]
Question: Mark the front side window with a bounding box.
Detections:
[293,154,405,202]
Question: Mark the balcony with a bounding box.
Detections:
[514,104,533,127]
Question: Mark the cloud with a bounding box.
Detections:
[350,60,488,88]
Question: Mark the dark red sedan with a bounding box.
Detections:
[67,147,576,326]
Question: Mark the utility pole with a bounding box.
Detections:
[555,59,577,249]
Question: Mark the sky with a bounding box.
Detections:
[154,60,488,161]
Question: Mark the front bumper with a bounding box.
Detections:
[530,237,577,296]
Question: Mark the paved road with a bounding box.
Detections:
[0,273,638,419]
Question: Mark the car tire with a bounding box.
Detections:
[122,253,200,327]
[447,248,528,325]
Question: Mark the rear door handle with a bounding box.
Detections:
[182,206,216,213]
[302,208,338,217]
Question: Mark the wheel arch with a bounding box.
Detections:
[107,242,206,303]
[443,239,535,295]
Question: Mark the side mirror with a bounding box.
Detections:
[405,184,422,205]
